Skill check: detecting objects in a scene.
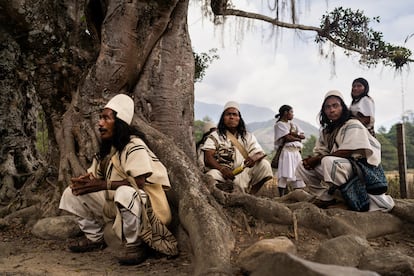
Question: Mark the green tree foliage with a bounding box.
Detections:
[318,7,412,69]
[403,122,414,169]
[376,133,398,170]
[193,48,219,82]
[194,120,205,143]
[380,123,411,169]
[211,2,413,71]
[194,116,214,144]
[372,120,414,170]
[301,135,317,158]
[296,125,414,171]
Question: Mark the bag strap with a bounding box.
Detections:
[226,130,249,159]
[349,158,366,186]
[328,158,366,195]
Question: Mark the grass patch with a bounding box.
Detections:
[386,171,414,198]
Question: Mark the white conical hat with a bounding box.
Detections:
[324,90,344,101]
[104,94,134,125]
[223,101,240,111]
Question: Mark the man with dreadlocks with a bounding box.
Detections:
[296,90,393,211]
[201,101,273,194]
[59,94,173,265]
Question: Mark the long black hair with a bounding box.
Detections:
[217,110,247,140]
[351,77,370,104]
[98,111,147,159]
[275,105,292,122]
[319,96,351,133]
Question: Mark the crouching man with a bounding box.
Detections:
[59,94,173,265]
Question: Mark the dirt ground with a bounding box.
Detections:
[0,220,193,275]
[2,214,414,276]
[2,180,414,275]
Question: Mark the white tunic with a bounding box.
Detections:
[274,121,304,187]
[201,130,273,192]
[296,119,393,211]
[349,96,375,132]
[59,137,172,242]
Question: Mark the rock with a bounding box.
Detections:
[248,252,379,276]
[313,234,374,266]
[32,215,81,240]
[359,250,414,276]
[280,189,315,203]
[238,236,296,272]
[325,209,403,238]
[5,205,42,227]
[392,199,414,223]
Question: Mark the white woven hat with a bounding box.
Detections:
[223,101,240,111]
[104,94,134,125]
[324,90,344,102]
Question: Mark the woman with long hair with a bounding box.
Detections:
[274,105,306,196]
[349,77,375,136]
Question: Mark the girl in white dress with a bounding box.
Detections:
[274,105,306,196]
[349,77,375,136]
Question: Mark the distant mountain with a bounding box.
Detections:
[195,101,319,154]
[248,118,319,154]
[195,101,275,124]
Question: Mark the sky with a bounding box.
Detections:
[188,0,414,130]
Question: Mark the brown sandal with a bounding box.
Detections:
[249,176,273,195]
[68,236,106,253]
[115,243,148,265]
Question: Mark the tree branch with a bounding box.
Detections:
[215,7,413,67]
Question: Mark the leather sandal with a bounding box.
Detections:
[249,176,273,195]
[68,236,107,253]
[115,243,148,265]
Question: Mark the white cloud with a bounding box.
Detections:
[189,1,414,130]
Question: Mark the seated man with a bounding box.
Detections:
[296,90,394,211]
[201,101,273,194]
[59,94,173,265]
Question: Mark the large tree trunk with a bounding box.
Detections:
[0,29,46,213]
[0,0,234,273]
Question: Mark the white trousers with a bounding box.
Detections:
[206,159,273,193]
[277,177,306,189]
[59,186,147,244]
[295,156,395,212]
[296,156,353,201]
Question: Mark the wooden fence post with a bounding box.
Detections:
[396,123,408,198]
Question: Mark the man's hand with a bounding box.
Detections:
[70,174,106,196]
[244,152,265,168]
[220,167,235,180]
[302,155,323,170]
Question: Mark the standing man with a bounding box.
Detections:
[201,101,273,194]
[296,90,393,211]
[59,94,173,265]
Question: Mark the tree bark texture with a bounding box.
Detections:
[0,0,233,274]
